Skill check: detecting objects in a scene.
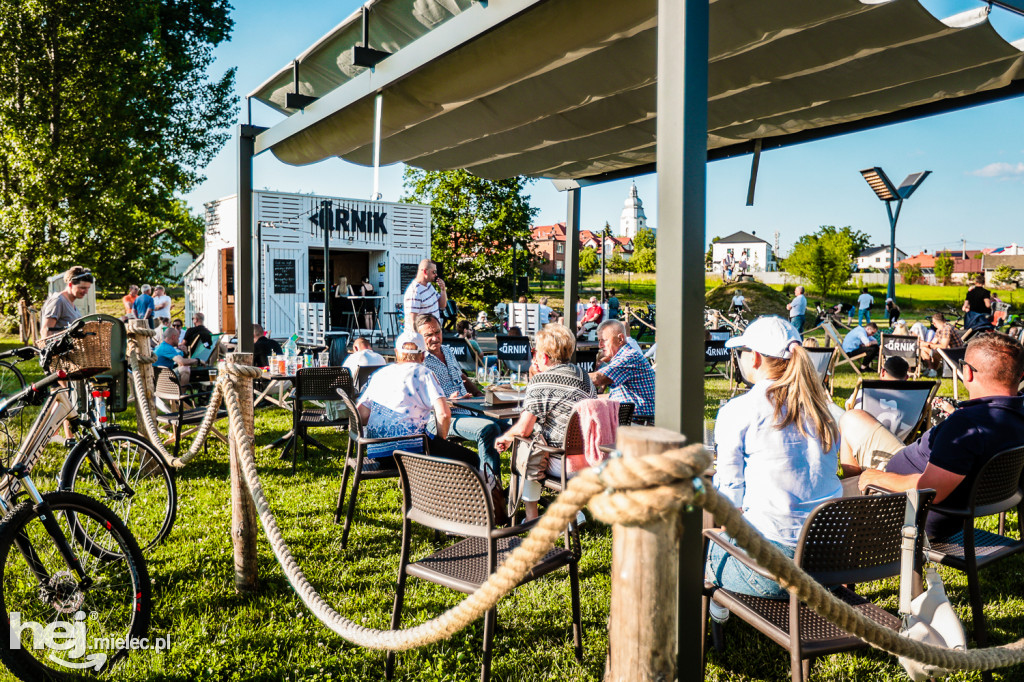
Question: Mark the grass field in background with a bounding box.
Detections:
[0,330,1019,681]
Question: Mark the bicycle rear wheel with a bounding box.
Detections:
[0,491,151,680]
[0,361,25,403]
[60,430,177,554]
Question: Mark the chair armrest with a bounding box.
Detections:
[355,434,428,446]
[863,484,894,495]
[534,444,565,455]
[702,529,777,580]
[490,517,541,539]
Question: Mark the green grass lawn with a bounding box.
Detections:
[0,333,1020,681]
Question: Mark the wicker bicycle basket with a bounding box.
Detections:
[39,320,113,379]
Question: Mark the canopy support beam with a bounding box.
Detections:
[563,186,582,344]
[655,0,708,677]
[236,124,267,353]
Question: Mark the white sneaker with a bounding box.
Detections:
[709,600,730,624]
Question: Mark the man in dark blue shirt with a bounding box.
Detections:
[851,332,1024,537]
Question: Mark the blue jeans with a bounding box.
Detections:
[428,415,509,473]
[706,533,795,599]
[858,308,871,325]
[790,314,804,336]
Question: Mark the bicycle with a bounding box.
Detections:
[0,324,176,554]
[0,355,151,678]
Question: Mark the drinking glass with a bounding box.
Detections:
[319,350,330,368]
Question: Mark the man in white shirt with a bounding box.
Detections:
[842,322,879,372]
[403,259,447,330]
[730,292,746,313]
[152,285,172,323]
[786,285,807,335]
[856,287,874,326]
[342,337,386,377]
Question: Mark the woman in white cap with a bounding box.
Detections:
[706,316,842,618]
[356,330,479,466]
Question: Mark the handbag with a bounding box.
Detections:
[897,489,967,681]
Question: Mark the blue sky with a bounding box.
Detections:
[184,0,1024,257]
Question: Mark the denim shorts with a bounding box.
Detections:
[705,533,795,599]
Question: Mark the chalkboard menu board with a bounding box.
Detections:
[399,262,418,295]
[273,259,296,294]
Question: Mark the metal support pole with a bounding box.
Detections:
[886,200,903,301]
[323,200,332,333]
[563,187,582,338]
[657,0,708,678]
[237,124,266,353]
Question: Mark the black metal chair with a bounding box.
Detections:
[291,367,354,470]
[333,391,427,549]
[387,450,582,682]
[442,337,477,373]
[352,363,384,393]
[153,367,227,460]
[925,446,1024,649]
[703,491,934,682]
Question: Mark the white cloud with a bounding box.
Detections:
[970,161,1024,178]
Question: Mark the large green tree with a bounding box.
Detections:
[402,168,537,308]
[784,225,857,296]
[578,247,599,277]
[630,227,656,273]
[0,0,236,310]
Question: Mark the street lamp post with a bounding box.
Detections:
[859,167,931,301]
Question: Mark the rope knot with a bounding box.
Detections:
[586,444,712,526]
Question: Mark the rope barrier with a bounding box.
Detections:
[182,360,1024,672]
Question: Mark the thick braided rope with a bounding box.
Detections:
[213,374,1024,671]
[219,370,605,650]
[126,351,224,468]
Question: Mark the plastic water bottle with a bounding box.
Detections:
[284,334,299,374]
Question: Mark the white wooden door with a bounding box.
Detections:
[263,246,306,339]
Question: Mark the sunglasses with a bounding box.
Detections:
[958,358,978,375]
[70,271,94,283]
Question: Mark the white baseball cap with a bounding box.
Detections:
[395,330,426,354]
[725,316,802,359]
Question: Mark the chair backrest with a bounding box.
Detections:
[618,402,635,426]
[731,348,754,389]
[295,367,354,402]
[442,337,476,373]
[575,349,598,373]
[966,445,1024,518]
[858,379,939,443]
[496,335,532,372]
[508,303,541,335]
[192,333,222,364]
[704,339,729,366]
[153,366,185,403]
[561,399,624,457]
[353,363,383,392]
[337,390,363,437]
[394,450,494,537]
[802,346,837,388]
[820,322,844,349]
[796,491,934,586]
[938,346,967,380]
[880,334,920,372]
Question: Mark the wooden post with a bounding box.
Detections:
[126,320,157,439]
[227,352,259,593]
[606,426,688,682]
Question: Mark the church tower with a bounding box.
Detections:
[619,181,648,239]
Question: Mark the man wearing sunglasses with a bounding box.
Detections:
[842,332,1024,538]
[40,266,94,338]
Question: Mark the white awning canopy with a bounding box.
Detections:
[250,0,1024,181]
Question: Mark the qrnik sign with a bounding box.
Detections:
[309,201,388,242]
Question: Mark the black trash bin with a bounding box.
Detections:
[325,331,350,367]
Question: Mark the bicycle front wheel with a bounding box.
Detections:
[0,491,151,680]
[60,430,177,554]
[0,361,25,403]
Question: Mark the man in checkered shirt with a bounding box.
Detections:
[403,259,447,330]
[589,320,655,418]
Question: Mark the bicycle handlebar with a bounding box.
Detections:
[0,346,40,362]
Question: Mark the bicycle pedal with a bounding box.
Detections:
[63,438,78,449]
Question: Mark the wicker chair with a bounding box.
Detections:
[703,491,934,682]
[153,367,227,460]
[290,367,354,470]
[387,450,582,682]
[508,401,633,554]
[925,446,1024,649]
[333,390,427,549]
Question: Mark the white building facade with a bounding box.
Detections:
[856,246,908,270]
[184,190,430,342]
[710,231,777,272]
[619,182,650,239]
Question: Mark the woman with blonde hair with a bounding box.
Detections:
[495,323,596,520]
[706,316,842,618]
